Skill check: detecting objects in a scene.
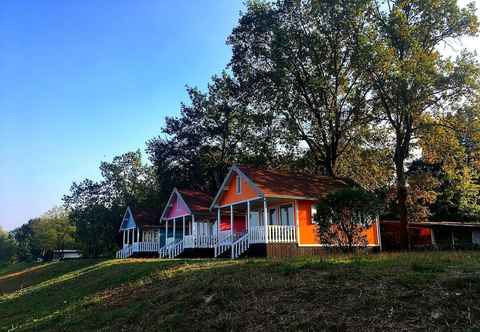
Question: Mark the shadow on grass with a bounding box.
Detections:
[1,252,480,331]
[0,258,218,331]
[46,253,480,332]
[0,260,105,295]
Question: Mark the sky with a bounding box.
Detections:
[0,1,479,231]
[0,0,244,230]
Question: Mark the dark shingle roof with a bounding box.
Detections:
[237,165,351,199]
[131,207,163,229]
[177,189,213,215]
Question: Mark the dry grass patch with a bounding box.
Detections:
[0,252,479,331]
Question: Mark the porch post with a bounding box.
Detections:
[217,208,220,241]
[230,205,234,237]
[192,214,196,237]
[165,219,168,245]
[182,216,186,239]
[137,228,140,243]
[247,200,250,232]
[295,200,301,245]
[264,198,268,243]
[376,215,382,251]
[173,218,176,241]
[123,230,126,247]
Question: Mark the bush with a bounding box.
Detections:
[314,187,383,252]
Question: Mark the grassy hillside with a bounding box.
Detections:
[1,252,479,331]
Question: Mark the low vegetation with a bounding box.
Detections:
[1,252,479,331]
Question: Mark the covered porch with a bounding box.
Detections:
[116,226,163,259]
[116,207,164,259]
[162,214,216,249]
[213,196,299,258]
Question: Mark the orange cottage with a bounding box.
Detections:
[210,165,381,258]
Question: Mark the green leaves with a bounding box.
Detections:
[229,0,378,176]
[314,187,383,250]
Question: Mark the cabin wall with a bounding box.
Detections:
[380,221,432,250]
[297,200,380,246]
[122,212,136,229]
[218,173,258,206]
[297,200,320,245]
[165,194,190,219]
[220,215,247,233]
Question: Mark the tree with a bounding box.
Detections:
[415,99,480,221]
[29,208,76,259]
[11,220,37,261]
[0,227,17,264]
[366,0,479,248]
[147,73,282,194]
[63,151,158,257]
[228,0,378,177]
[314,187,383,252]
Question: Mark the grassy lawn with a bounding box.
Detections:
[0,252,479,331]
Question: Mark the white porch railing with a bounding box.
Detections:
[168,240,184,258]
[214,233,233,257]
[116,241,162,259]
[267,225,296,243]
[137,241,161,252]
[159,245,169,258]
[232,232,249,259]
[249,225,296,243]
[218,230,230,242]
[249,226,265,243]
[184,235,216,248]
[116,245,133,259]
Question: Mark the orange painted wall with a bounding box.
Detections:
[218,172,259,206]
[297,200,320,244]
[297,200,379,246]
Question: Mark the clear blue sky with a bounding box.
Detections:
[0,0,244,230]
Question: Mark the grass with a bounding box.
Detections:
[0,252,479,331]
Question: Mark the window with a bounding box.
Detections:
[269,208,277,225]
[311,206,318,224]
[235,176,242,194]
[280,205,294,225]
[249,212,260,227]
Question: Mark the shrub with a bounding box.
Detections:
[314,187,383,252]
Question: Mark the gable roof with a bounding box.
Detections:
[131,207,163,229]
[238,165,351,198]
[160,188,214,220]
[211,165,352,208]
[119,206,163,231]
[177,189,213,215]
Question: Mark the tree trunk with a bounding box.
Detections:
[395,161,409,250]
